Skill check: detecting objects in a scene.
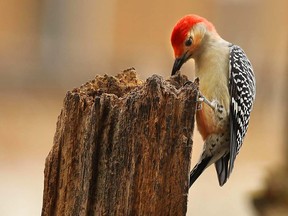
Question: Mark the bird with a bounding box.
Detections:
[170,14,256,187]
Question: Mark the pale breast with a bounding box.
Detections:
[195,42,230,140]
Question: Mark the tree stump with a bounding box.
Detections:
[41,68,199,216]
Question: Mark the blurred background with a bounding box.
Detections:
[0,0,287,215]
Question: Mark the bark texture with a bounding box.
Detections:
[42,68,198,216]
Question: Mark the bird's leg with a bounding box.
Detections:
[198,92,225,119]
[198,92,215,109]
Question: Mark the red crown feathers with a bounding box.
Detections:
[171,15,215,49]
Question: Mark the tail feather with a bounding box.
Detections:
[189,156,212,187]
[214,154,230,186]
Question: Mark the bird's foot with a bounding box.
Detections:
[197,92,215,109]
[197,93,225,119]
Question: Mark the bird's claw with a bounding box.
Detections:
[197,95,204,103]
[196,93,206,110]
[197,92,215,109]
[197,93,225,118]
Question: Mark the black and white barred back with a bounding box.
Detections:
[228,44,256,176]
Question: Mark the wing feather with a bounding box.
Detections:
[228,45,256,176]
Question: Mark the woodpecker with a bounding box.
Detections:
[170,15,256,187]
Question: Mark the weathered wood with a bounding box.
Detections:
[42,68,198,216]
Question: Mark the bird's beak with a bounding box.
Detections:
[171,52,188,75]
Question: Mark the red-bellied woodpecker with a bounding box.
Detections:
[170,14,256,187]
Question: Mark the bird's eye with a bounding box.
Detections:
[185,37,193,46]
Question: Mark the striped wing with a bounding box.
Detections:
[228,45,256,175]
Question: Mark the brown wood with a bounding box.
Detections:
[41,68,198,216]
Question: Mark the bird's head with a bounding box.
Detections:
[171,14,218,75]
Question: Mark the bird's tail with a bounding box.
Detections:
[214,154,230,186]
[189,156,212,187]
